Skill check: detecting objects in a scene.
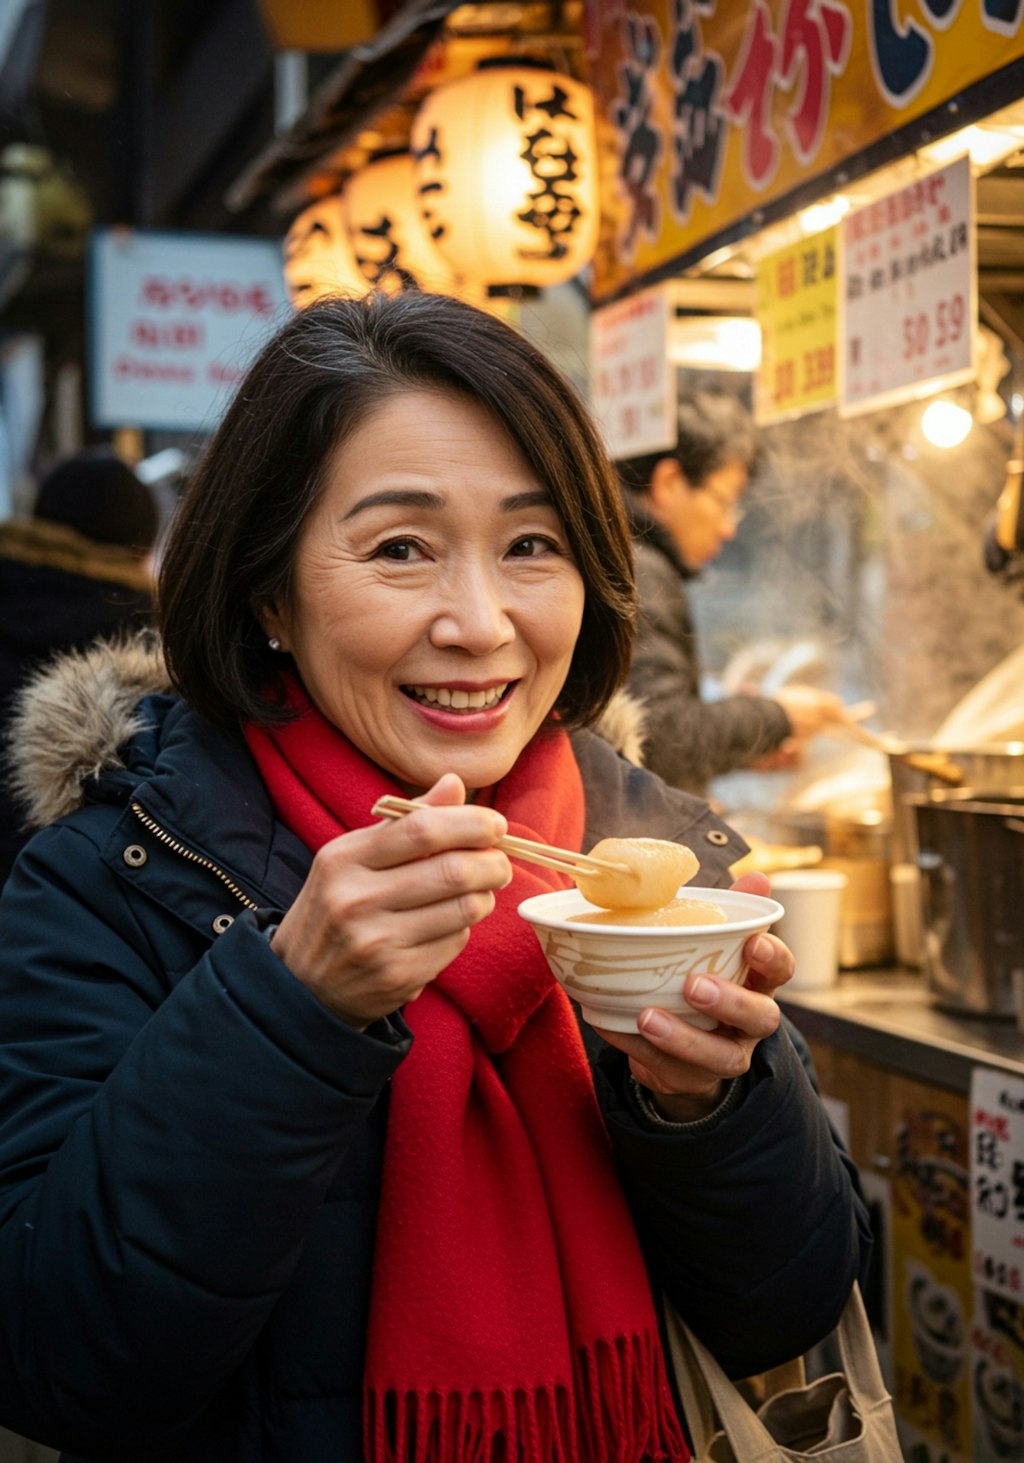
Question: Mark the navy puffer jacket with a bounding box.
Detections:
[0,639,870,1462]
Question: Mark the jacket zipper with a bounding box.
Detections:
[130,802,260,911]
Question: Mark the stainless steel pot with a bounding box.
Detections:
[909,788,1024,1017]
[890,745,1024,863]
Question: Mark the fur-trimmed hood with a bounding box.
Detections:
[7,633,646,833]
[0,517,155,592]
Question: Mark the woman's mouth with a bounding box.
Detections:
[402,682,510,712]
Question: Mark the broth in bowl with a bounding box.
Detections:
[567,896,726,927]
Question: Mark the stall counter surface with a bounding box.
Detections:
[779,969,1024,1093]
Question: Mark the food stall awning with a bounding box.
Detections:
[225,0,461,218]
[226,2,583,221]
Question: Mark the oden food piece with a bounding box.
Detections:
[575,837,700,910]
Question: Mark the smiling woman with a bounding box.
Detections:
[251,389,586,795]
[0,290,871,1463]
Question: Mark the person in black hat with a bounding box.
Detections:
[0,447,158,883]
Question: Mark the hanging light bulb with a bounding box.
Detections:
[921,399,973,449]
[283,195,368,307]
[342,149,480,301]
[410,58,599,291]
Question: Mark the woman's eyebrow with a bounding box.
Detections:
[343,488,552,520]
[501,490,552,511]
[343,490,444,520]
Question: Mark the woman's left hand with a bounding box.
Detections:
[593,871,794,1124]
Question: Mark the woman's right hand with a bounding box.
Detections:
[268,773,512,1027]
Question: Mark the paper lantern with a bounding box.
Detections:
[410,59,599,290]
[283,196,368,307]
[342,150,478,301]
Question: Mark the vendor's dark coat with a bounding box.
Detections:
[626,501,792,796]
[0,638,870,1463]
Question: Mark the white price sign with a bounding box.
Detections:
[970,1067,1024,1304]
[89,228,289,431]
[589,286,674,460]
[840,155,975,416]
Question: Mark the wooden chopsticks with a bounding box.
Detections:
[371,794,629,878]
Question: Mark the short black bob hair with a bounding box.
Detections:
[617,385,761,495]
[159,289,637,737]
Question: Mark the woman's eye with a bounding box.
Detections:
[376,538,422,561]
[508,535,557,558]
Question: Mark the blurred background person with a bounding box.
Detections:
[0,447,158,883]
[617,386,848,798]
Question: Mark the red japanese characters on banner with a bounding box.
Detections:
[724,0,851,185]
[586,0,1024,301]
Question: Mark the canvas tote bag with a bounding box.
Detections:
[663,1283,903,1460]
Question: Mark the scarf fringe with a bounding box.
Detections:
[364,1331,690,1463]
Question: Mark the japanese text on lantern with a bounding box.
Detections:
[513,81,586,261]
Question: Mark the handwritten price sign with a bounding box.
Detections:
[840,155,975,415]
[970,1068,1024,1306]
[590,285,675,459]
[755,227,838,425]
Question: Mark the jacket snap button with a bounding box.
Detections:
[122,844,148,867]
[705,829,730,846]
[212,914,235,934]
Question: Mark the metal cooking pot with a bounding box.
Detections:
[890,745,1024,863]
[909,788,1024,1017]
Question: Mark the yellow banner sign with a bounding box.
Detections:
[755,226,838,423]
[586,0,1024,301]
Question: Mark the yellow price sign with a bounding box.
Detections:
[755,227,838,424]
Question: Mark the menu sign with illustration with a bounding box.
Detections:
[840,155,975,414]
[589,285,675,459]
[970,1287,1024,1460]
[890,1083,972,1461]
[970,1068,1024,1305]
[755,227,838,424]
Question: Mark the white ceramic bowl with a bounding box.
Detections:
[518,885,784,1033]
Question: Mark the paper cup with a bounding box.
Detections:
[771,868,848,991]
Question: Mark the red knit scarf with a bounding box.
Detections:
[244,682,689,1463]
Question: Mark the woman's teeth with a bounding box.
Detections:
[406,683,508,711]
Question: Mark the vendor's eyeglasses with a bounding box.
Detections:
[704,485,746,525]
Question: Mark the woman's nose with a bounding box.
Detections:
[429,569,515,652]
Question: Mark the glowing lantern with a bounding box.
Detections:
[410,59,599,290]
[342,149,480,301]
[283,196,368,307]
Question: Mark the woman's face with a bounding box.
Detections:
[261,389,586,795]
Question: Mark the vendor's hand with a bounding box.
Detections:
[774,684,847,739]
[593,871,795,1124]
[269,772,511,1028]
[748,737,804,773]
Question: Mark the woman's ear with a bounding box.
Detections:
[252,598,289,652]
